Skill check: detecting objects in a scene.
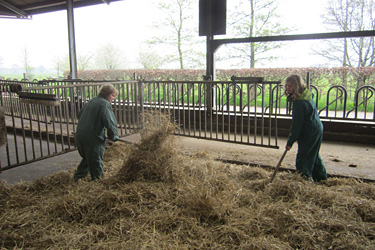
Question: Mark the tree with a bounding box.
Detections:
[77,52,94,71]
[224,0,292,68]
[318,0,375,68]
[20,46,33,78]
[147,0,205,69]
[52,55,69,78]
[316,0,375,89]
[52,53,93,77]
[137,49,165,69]
[94,43,125,70]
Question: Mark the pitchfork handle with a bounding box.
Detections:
[270,149,288,183]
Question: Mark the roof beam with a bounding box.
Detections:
[0,0,28,17]
[212,30,375,52]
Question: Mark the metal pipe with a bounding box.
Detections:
[66,0,78,80]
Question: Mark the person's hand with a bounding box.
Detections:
[285,145,291,151]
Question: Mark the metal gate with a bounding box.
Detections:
[0,80,142,170]
[141,77,282,148]
[1,78,282,170]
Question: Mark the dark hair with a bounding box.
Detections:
[284,75,306,100]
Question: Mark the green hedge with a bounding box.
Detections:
[76,67,375,88]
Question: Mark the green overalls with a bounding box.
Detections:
[286,89,327,182]
[74,94,119,181]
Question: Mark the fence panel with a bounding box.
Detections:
[1,78,375,170]
[143,80,281,148]
[0,81,140,170]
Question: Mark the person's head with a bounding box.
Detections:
[99,84,119,103]
[284,75,306,100]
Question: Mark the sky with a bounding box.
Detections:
[0,0,160,70]
[0,0,330,73]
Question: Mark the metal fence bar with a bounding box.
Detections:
[50,105,58,153]
[246,84,252,143]
[213,83,219,140]
[19,102,28,161]
[227,83,231,142]
[221,83,225,141]
[233,82,237,142]
[9,93,19,164]
[267,83,272,146]
[27,104,36,159]
[254,83,258,145]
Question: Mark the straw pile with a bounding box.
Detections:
[1,113,375,249]
[113,111,181,183]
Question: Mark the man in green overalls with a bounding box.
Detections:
[73,84,119,181]
[284,75,327,182]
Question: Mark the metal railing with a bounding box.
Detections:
[314,84,375,120]
[1,78,375,170]
[0,80,141,170]
[139,79,281,147]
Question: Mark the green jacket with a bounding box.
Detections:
[76,94,119,142]
[286,89,323,147]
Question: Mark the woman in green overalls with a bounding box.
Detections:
[284,75,327,182]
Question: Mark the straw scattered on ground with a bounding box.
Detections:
[1,113,375,249]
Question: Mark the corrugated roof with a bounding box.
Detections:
[0,0,122,18]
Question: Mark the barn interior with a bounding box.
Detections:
[1,0,375,249]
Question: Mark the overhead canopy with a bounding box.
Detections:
[0,0,122,18]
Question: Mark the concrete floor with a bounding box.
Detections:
[1,135,374,185]
[177,136,375,181]
[0,150,81,185]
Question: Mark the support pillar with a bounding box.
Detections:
[67,0,78,80]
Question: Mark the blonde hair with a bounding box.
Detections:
[99,84,119,98]
[284,75,306,100]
